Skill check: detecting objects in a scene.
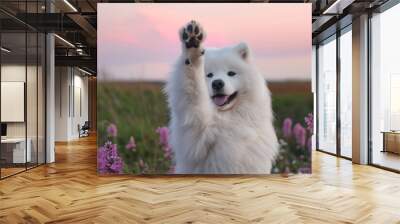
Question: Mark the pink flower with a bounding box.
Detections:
[293,123,306,147]
[98,141,123,174]
[156,127,169,147]
[125,136,136,151]
[282,118,293,138]
[107,123,117,137]
[304,113,313,134]
[163,147,172,159]
[156,126,173,159]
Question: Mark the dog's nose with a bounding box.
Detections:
[212,79,224,91]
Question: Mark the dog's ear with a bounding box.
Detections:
[234,42,250,60]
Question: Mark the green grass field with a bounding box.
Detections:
[98,81,313,174]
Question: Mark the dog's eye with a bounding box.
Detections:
[207,73,213,78]
[228,71,236,77]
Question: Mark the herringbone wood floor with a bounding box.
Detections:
[1,135,400,224]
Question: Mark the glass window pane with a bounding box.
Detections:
[340,28,352,158]
[1,31,27,177]
[38,33,45,165]
[0,1,46,179]
[371,4,400,171]
[318,36,337,154]
[26,0,39,169]
[27,31,38,169]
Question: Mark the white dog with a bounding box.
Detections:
[165,21,278,174]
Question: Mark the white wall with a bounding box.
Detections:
[1,65,38,138]
[71,73,89,138]
[55,67,70,141]
[1,66,26,139]
[55,67,89,141]
[1,63,46,164]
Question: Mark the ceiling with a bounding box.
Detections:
[0,0,393,75]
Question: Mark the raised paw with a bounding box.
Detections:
[181,20,205,49]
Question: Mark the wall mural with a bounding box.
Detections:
[97,3,313,175]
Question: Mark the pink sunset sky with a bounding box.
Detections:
[98,3,311,81]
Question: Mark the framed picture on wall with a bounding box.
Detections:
[97,3,313,175]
